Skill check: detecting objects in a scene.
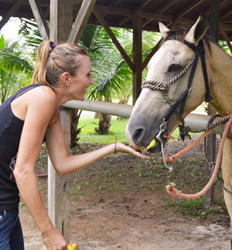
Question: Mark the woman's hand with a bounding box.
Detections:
[114,142,150,159]
[42,227,67,250]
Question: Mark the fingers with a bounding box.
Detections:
[115,142,150,159]
[136,152,151,159]
[130,149,150,159]
[42,228,67,250]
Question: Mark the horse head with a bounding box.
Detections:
[126,15,212,152]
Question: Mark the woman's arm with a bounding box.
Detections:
[46,111,150,176]
[13,90,67,249]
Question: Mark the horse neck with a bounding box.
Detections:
[208,41,232,115]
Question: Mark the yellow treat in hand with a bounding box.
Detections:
[68,243,77,250]
[146,139,156,150]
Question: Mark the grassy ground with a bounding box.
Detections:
[77,116,182,145]
[77,116,130,144]
[74,112,227,221]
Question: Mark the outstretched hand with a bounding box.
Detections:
[114,142,150,159]
[42,226,67,250]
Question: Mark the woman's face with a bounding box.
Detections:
[68,55,94,101]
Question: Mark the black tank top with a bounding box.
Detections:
[0,83,52,210]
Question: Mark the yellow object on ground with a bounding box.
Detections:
[68,243,77,250]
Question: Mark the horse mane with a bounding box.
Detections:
[164,24,211,52]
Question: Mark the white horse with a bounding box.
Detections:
[126,15,232,231]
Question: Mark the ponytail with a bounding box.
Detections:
[31,41,89,86]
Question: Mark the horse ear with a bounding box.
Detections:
[185,15,208,45]
[159,22,170,39]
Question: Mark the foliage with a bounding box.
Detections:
[18,18,42,55]
[219,40,232,56]
[165,196,225,219]
[81,26,161,103]
[80,26,129,102]
[0,34,34,103]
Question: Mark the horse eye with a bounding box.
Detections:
[167,64,182,73]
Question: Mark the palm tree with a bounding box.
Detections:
[79,26,133,134]
[0,34,34,103]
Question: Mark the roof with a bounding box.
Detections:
[1,0,232,39]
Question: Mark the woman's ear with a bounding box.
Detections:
[60,72,71,87]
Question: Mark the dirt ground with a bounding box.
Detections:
[20,137,232,250]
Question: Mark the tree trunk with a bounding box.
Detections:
[70,109,80,148]
[98,113,111,134]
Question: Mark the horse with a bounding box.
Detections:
[126,15,232,232]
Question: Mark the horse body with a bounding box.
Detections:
[126,15,232,231]
[209,42,232,115]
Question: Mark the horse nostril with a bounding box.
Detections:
[133,127,146,145]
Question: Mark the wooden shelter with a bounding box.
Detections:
[1,0,232,101]
[1,0,232,242]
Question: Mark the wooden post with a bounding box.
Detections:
[48,0,73,242]
[132,10,142,104]
[48,0,96,241]
[50,0,73,43]
[28,0,49,40]
[68,0,96,44]
[205,0,219,207]
[48,108,72,241]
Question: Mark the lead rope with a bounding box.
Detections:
[179,114,232,194]
[166,115,232,199]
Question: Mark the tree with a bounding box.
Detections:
[80,26,133,134]
[0,34,34,103]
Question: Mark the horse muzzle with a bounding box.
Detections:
[126,124,167,153]
[146,132,167,153]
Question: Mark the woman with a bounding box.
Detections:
[0,41,149,250]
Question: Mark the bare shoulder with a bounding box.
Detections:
[11,85,57,121]
[23,85,57,113]
[30,85,57,104]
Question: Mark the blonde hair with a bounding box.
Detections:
[31,41,89,86]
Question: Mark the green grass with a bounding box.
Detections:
[77,116,200,145]
[78,117,130,144]
[164,196,225,219]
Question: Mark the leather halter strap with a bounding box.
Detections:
[184,39,213,103]
[164,39,213,122]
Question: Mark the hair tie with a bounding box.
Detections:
[51,42,57,49]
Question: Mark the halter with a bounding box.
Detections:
[142,39,213,139]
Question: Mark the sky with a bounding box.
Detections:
[1,17,21,41]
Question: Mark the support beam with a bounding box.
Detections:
[68,0,96,44]
[48,108,72,241]
[132,10,142,104]
[28,0,49,40]
[169,0,205,28]
[93,8,134,72]
[48,0,74,242]
[205,0,219,207]
[118,0,151,28]
[143,0,178,28]
[0,0,25,29]
[50,0,73,43]
[210,0,220,42]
